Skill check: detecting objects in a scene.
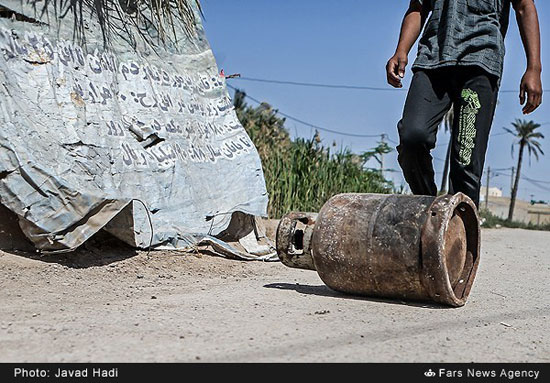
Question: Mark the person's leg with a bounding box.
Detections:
[448,68,499,207]
[397,69,452,196]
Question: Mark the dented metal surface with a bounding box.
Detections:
[277,193,480,307]
[0,1,269,254]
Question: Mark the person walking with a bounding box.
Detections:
[387,0,542,207]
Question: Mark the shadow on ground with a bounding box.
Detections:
[1,229,138,269]
[264,282,453,310]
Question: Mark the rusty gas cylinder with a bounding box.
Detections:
[276,193,480,307]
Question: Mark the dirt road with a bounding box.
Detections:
[0,227,548,363]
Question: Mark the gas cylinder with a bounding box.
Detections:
[276,193,480,307]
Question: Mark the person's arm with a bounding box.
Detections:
[386,0,429,88]
[513,0,543,114]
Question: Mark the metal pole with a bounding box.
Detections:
[485,166,490,211]
[380,134,386,178]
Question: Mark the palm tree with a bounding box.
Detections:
[505,119,545,221]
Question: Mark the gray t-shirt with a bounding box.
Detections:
[412,0,513,79]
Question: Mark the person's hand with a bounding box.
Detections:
[386,52,408,88]
[519,69,543,114]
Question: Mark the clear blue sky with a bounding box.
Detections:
[201,0,550,202]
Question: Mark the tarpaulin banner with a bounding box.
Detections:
[0,1,269,254]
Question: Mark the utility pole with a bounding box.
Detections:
[380,134,386,178]
[485,166,490,211]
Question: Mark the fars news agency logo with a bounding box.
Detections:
[425,369,437,378]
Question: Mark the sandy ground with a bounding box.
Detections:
[0,225,549,363]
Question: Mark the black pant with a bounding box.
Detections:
[397,67,499,207]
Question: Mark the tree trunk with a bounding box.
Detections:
[440,138,452,193]
[508,142,524,222]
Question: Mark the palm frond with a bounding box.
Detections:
[527,140,544,156]
[527,132,545,140]
[503,127,517,137]
[27,0,202,47]
[527,145,538,164]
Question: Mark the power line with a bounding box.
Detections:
[490,132,509,137]
[523,175,550,185]
[491,166,514,171]
[227,84,386,138]
[231,77,406,92]
[489,172,550,185]
[229,76,550,94]
[521,177,550,192]
[489,172,550,192]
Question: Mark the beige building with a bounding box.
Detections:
[480,186,503,198]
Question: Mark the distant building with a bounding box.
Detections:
[479,186,503,201]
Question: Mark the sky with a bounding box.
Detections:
[200,0,550,202]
